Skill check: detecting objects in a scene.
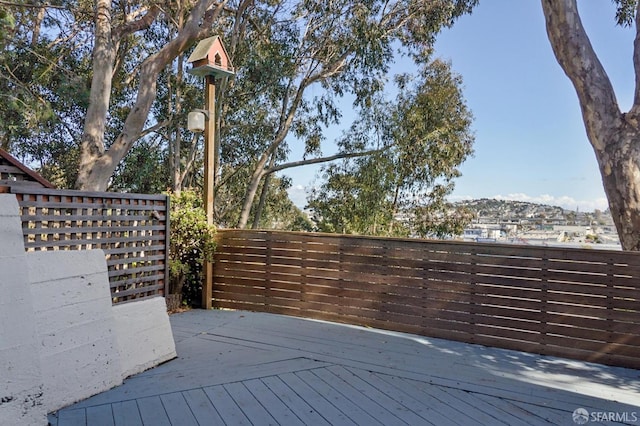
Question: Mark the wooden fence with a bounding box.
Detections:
[213,230,640,370]
[12,187,170,304]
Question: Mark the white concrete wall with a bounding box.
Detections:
[114,297,177,379]
[28,249,123,411]
[0,196,47,426]
[0,194,177,424]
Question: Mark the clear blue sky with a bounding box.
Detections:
[286,1,635,212]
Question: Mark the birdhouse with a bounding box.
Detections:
[187,36,235,78]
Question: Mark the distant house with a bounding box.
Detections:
[0,148,55,192]
[462,226,502,241]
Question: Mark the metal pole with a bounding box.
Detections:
[202,74,216,309]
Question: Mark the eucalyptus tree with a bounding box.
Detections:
[542,0,640,250]
[0,1,91,186]
[232,0,478,228]
[1,0,477,232]
[308,60,475,237]
[75,0,241,191]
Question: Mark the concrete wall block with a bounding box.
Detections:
[28,249,123,412]
[0,387,46,426]
[0,194,47,426]
[0,344,46,425]
[30,274,112,315]
[0,195,20,216]
[0,256,31,311]
[114,297,177,379]
[1,194,177,420]
[0,218,27,256]
[40,341,122,410]
[37,319,117,358]
[0,293,36,352]
[28,249,110,284]
[34,303,113,337]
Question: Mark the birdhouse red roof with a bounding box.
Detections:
[187,36,235,78]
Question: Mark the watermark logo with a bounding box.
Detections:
[572,407,639,424]
[573,408,589,425]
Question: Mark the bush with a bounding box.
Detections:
[168,189,216,307]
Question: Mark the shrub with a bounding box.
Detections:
[168,189,216,307]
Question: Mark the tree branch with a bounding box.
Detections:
[113,5,160,41]
[264,147,388,176]
[106,0,228,162]
[541,0,620,149]
[196,1,230,39]
[180,136,202,186]
[0,1,65,9]
[139,120,169,139]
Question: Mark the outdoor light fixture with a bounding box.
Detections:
[187,109,209,133]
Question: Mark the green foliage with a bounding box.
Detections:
[614,0,638,26]
[0,3,91,184]
[0,6,15,46]
[0,0,478,229]
[309,59,475,237]
[251,175,315,231]
[168,189,216,307]
[111,139,170,193]
[214,164,314,231]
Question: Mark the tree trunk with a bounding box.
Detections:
[76,0,114,191]
[252,155,276,229]
[597,130,640,251]
[541,0,640,250]
[171,66,183,194]
[75,0,227,191]
[237,156,268,228]
[171,2,185,194]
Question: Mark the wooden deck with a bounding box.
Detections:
[49,310,640,425]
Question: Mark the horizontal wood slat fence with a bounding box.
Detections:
[12,187,170,304]
[213,230,640,370]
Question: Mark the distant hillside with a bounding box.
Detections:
[452,198,615,226]
[455,198,564,218]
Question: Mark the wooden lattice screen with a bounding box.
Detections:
[11,187,170,304]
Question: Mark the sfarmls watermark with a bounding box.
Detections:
[573,408,638,424]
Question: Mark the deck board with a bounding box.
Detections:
[112,400,143,426]
[242,378,306,426]
[203,385,252,426]
[224,381,279,424]
[136,396,171,426]
[85,404,114,426]
[55,408,86,426]
[160,393,199,426]
[312,367,406,426]
[259,375,332,426]
[277,371,358,425]
[325,365,428,425]
[48,310,640,425]
[336,365,447,426]
[296,369,385,425]
[182,388,225,425]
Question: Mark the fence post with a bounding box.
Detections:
[539,249,549,347]
[164,194,171,299]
